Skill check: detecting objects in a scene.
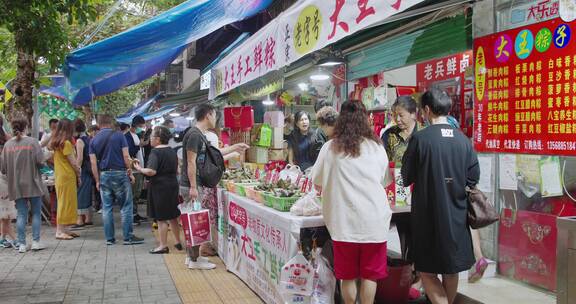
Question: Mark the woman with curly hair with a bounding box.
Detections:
[49,119,81,240]
[311,100,392,304]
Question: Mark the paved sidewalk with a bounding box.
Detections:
[0,210,182,304]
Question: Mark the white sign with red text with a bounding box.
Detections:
[209,0,424,99]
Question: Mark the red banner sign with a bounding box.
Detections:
[416,51,472,90]
[473,18,576,155]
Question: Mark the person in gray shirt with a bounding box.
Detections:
[1,118,45,253]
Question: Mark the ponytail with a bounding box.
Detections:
[10,118,28,142]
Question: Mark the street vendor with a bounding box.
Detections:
[382,96,422,167]
[287,111,314,172]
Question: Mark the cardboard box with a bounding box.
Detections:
[268,149,285,161]
[247,147,269,164]
[272,127,284,149]
[264,111,285,128]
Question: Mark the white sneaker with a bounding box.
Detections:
[197,256,210,263]
[185,256,191,266]
[188,260,216,270]
[31,241,45,251]
[18,244,27,253]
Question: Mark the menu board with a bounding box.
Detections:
[473,18,576,155]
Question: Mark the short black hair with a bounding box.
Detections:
[314,99,331,113]
[162,119,174,127]
[120,123,131,131]
[49,119,59,126]
[421,88,452,116]
[392,96,418,114]
[153,126,172,145]
[195,104,215,121]
[132,115,145,127]
[97,114,114,127]
[75,119,87,133]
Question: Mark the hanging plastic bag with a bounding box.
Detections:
[279,164,302,183]
[280,251,315,296]
[290,190,321,216]
[311,256,336,304]
[255,123,273,147]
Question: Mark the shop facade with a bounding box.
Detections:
[202,0,574,301]
[471,0,572,293]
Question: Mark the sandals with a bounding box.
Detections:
[56,234,74,240]
[68,232,80,238]
[149,247,169,254]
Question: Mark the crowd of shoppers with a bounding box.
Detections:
[0,88,486,304]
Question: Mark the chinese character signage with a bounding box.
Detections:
[209,0,424,99]
[474,18,576,155]
[501,0,559,30]
[416,51,473,90]
[225,198,295,303]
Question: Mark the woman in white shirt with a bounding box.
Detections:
[312,100,392,304]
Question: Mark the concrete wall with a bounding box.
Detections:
[182,46,200,90]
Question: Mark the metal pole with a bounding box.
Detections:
[32,87,39,139]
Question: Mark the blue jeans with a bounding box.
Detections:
[15,197,42,245]
[100,171,134,242]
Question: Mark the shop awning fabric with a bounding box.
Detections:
[64,0,273,106]
[116,93,160,121]
[116,105,176,124]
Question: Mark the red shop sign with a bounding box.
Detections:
[473,18,576,155]
[416,51,472,90]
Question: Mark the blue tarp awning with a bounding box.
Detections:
[116,105,177,124]
[116,93,160,121]
[64,0,272,106]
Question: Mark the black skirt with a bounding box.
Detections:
[148,176,180,221]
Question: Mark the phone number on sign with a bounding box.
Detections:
[548,141,576,150]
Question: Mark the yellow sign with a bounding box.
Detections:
[0,82,12,102]
[475,46,486,101]
[294,5,322,55]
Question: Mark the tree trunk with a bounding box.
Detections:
[8,33,36,125]
[83,105,93,124]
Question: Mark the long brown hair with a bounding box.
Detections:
[10,118,27,141]
[332,100,381,157]
[49,118,74,150]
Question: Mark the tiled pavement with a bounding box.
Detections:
[0,210,181,304]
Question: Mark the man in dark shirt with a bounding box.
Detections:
[89,114,144,245]
[125,115,147,224]
[180,104,248,270]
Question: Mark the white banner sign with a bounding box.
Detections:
[210,0,424,99]
[219,192,326,304]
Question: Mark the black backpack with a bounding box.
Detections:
[197,135,225,188]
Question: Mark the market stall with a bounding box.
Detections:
[215,168,411,304]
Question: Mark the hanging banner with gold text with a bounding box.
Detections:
[209,0,424,99]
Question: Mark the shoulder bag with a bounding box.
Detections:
[197,134,225,188]
[466,185,499,229]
